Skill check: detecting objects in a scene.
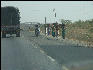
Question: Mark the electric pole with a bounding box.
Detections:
[45,17,46,35]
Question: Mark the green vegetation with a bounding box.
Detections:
[89,28,93,33]
[65,19,93,44]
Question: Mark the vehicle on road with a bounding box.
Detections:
[35,24,39,37]
[35,28,39,37]
[1,6,20,38]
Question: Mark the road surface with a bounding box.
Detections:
[22,30,93,70]
[1,30,93,70]
[1,32,61,70]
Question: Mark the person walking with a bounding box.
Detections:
[46,27,48,36]
[55,24,58,37]
[52,25,55,37]
[38,27,40,35]
[49,26,51,35]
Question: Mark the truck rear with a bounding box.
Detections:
[1,6,20,38]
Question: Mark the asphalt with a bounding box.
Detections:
[1,31,62,70]
[22,31,93,70]
[1,30,93,70]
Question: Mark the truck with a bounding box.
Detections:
[1,6,20,38]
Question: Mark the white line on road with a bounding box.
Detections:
[62,65,69,70]
[40,49,45,54]
[47,56,55,62]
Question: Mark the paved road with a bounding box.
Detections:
[2,30,93,70]
[22,31,93,70]
[1,32,61,70]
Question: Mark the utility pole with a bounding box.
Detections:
[45,17,46,35]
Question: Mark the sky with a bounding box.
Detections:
[1,1,93,24]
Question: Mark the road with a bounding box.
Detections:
[1,30,93,70]
[22,30,93,70]
[1,31,61,70]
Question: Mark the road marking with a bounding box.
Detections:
[40,49,45,54]
[47,56,55,62]
[62,65,69,70]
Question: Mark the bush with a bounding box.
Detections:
[89,28,93,33]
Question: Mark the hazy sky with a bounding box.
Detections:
[1,1,93,24]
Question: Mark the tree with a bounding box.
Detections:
[61,19,72,24]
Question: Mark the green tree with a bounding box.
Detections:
[61,19,72,24]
